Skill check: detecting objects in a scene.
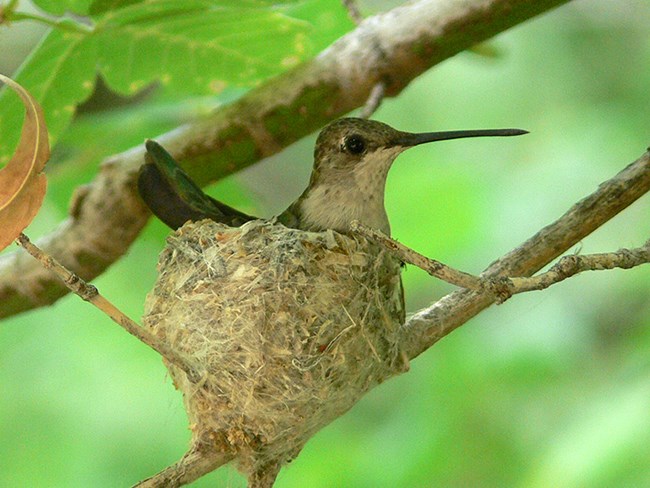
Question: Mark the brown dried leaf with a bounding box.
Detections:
[0,74,50,251]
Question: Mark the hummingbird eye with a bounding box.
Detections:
[343,134,366,155]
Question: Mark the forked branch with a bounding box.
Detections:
[351,226,650,302]
[488,243,650,302]
[398,149,650,360]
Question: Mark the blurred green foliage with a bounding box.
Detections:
[1,0,649,487]
[0,0,353,164]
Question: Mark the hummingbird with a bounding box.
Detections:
[138,117,527,235]
[137,118,526,486]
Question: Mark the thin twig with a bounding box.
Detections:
[248,462,282,488]
[350,220,482,290]
[487,241,650,303]
[15,233,201,383]
[352,221,650,304]
[359,81,386,119]
[134,443,233,488]
[341,0,363,24]
[402,150,650,361]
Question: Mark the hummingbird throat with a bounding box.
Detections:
[298,146,402,235]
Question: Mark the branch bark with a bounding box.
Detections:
[489,242,650,301]
[351,222,650,301]
[0,0,571,319]
[401,150,650,360]
[351,220,483,290]
[133,443,233,488]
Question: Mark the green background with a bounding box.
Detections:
[1,1,649,486]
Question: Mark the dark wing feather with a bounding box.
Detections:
[138,139,256,230]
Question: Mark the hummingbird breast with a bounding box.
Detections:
[298,182,390,235]
[296,147,401,235]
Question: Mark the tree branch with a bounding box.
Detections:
[133,443,233,488]
[351,220,483,290]
[14,233,202,382]
[401,150,650,360]
[0,0,571,319]
[351,222,649,302]
[489,241,650,301]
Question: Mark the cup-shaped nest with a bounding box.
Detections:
[143,219,407,476]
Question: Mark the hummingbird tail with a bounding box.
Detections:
[138,139,256,230]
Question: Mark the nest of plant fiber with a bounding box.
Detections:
[143,219,408,475]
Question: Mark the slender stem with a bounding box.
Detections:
[15,233,201,383]
[134,444,233,488]
[351,221,483,290]
[247,462,281,488]
[8,11,92,33]
[341,0,363,24]
[360,81,386,119]
[489,242,650,302]
[402,150,650,360]
[353,222,650,304]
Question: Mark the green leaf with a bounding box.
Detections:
[94,0,318,95]
[89,0,144,16]
[90,0,302,16]
[31,0,95,15]
[1,0,352,164]
[282,0,354,52]
[0,29,97,165]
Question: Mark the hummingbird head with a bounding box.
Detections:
[286,118,527,235]
[312,118,408,174]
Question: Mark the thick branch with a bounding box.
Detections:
[0,0,571,319]
[402,150,650,360]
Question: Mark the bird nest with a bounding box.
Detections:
[143,219,407,475]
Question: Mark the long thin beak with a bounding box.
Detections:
[395,128,528,147]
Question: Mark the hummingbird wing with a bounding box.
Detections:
[138,139,256,230]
